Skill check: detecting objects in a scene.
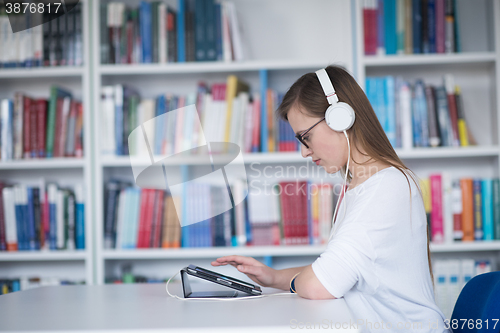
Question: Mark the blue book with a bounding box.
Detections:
[11,280,20,292]
[75,186,85,250]
[155,95,166,155]
[214,2,223,61]
[411,84,422,147]
[177,0,186,62]
[140,1,152,63]
[26,187,37,251]
[482,179,494,240]
[260,70,268,152]
[376,77,387,133]
[243,197,252,245]
[49,194,57,250]
[414,80,429,147]
[377,0,385,54]
[383,0,397,54]
[384,76,396,148]
[427,0,436,53]
[412,0,422,53]
[195,0,206,61]
[14,190,26,251]
[205,0,217,61]
[473,179,483,241]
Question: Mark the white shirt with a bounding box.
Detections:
[312,166,449,332]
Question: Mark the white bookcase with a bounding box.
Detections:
[353,0,500,268]
[0,0,94,285]
[2,0,500,286]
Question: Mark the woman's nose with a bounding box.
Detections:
[301,144,312,158]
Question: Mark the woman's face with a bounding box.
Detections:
[287,107,348,174]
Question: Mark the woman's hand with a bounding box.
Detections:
[211,255,277,288]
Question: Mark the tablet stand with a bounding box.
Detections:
[180,268,253,298]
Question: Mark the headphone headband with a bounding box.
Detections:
[315,68,339,105]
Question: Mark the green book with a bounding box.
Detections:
[46,86,72,157]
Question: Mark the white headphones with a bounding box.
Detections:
[315,68,355,132]
[315,68,355,240]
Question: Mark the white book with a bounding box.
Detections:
[221,2,233,62]
[433,260,450,318]
[2,187,18,250]
[13,93,24,160]
[442,173,454,244]
[226,1,244,61]
[399,81,413,150]
[100,86,116,155]
[447,259,461,319]
[59,96,72,156]
[158,3,167,63]
[56,190,65,250]
[320,185,334,244]
[232,179,247,246]
[129,188,141,248]
[243,95,254,153]
[229,95,241,146]
[183,93,197,152]
[166,99,178,156]
[200,93,213,147]
[460,258,475,287]
[47,184,58,249]
[140,99,156,156]
[115,189,126,249]
[0,15,9,65]
[32,13,43,66]
[1,99,13,161]
[475,260,491,275]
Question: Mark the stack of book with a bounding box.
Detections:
[366,74,474,149]
[0,182,85,251]
[420,174,500,243]
[0,86,84,161]
[0,277,85,295]
[433,259,492,319]
[103,180,337,249]
[100,77,298,156]
[0,2,83,68]
[363,0,460,55]
[101,0,244,64]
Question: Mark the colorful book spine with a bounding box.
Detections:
[472,179,483,241]
[481,179,493,240]
[430,174,444,243]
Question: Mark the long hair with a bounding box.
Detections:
[276,64,434,284]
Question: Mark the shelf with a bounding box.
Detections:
[102,245,327,260]
[0,158,86,170]
[363,52,496,67]
[0,250,88,261]
[100,146,499,167]
[430,241,500,253]
[99,59,330,76]
[0,67,85,79]
[103,241,500,260]
[395,146,500,159]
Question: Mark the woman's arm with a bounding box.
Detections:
[211,256,337,299]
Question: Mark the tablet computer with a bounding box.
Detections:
[180,264,262,298]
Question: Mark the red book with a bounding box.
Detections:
[36,99,47,158]
[137,189,150,248]
[29,99,37,158]
[447,92,460,147]
[58,97,71,157]
[430,174,444,243]
[126,20,134,64]
[297,181,309,245]
[23,96,32,159]
[143,190,155,248]
[363,2,377,55]
[278,181,292,245]
[435,0,445,53]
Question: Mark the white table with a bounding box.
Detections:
[0,282,359,332]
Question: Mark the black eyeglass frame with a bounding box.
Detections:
[295,117,326,149]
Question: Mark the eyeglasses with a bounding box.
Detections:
[295,117,325,149]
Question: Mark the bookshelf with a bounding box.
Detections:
[354,0,500,282]
[2,0,500,288]
[0,0,94,286]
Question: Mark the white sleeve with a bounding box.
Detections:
[311,226,375,298]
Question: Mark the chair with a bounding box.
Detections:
[450,271,500,332]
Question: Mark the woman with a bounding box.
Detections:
[211,65,449,332]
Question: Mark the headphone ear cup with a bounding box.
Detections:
[325,102,355,132]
